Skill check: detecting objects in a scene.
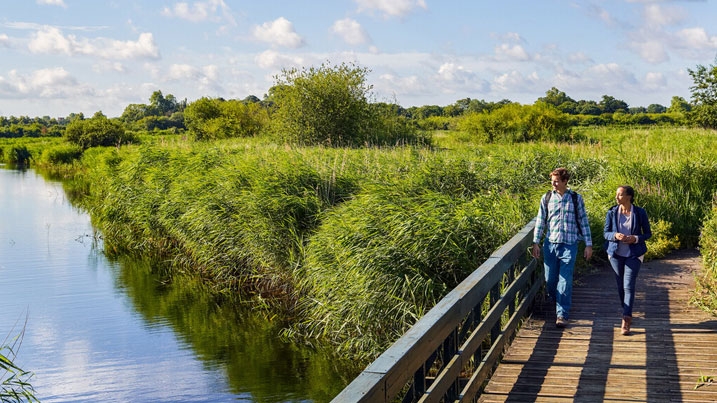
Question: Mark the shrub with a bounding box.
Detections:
[184,98,268,140]
[39,143,83,165]
[3,145,32,165]
[644,219,681,260]
[64,112,136,149]
[269,62,376,146]
[694,201,717,314]
[457,103,571,143]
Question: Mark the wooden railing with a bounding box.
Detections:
[332,219,540,402]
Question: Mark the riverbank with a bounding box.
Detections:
[3,127,717,360]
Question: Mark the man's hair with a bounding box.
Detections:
[551,167,570,182]
[619,185,635,203]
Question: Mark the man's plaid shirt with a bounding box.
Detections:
[533,189,592,246]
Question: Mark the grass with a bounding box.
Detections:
[5,126,717,359]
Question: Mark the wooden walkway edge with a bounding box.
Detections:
[479,249,717,402]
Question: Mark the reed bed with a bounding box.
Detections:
[7,126,717,359]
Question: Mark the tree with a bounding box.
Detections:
[688,62,717,106]
[687,61,717,129]
[646,104,666,114]
[576,100,602,115]
[538,87,575,108]
[184,97,268,140]
[65,111,133,149]
[149,90,178,116]
[269,62,375,146]
[667,96,691,113]
[599,95,629,114]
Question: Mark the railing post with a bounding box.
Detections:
[331,219,538,403]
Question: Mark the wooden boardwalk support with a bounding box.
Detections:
[479,249,717,402]
[332,220,540,402]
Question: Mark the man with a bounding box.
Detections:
[532,167,592,328]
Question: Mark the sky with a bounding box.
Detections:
[1,0,717,119]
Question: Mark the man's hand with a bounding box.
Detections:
[584,246,593,261]
[531,243,541,259]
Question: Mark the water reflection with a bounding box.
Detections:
[0,167,359,402]
[113,257,359,402]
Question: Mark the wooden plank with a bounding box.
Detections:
[478,249,717,402]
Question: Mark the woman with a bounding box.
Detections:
[603,185,651,335]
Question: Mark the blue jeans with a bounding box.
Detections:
[608,254,642,317]
[543,242,577,319]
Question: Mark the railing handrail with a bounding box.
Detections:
[332,219,539,402]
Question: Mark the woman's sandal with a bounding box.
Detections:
[621,315,632,335]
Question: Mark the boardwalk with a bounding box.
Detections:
[479,249,717,402]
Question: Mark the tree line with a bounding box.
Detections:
[2,60,717,146]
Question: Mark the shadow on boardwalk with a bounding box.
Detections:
[479,249,717,402]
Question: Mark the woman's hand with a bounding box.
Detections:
[615,233,636,244]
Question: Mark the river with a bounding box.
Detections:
[0,167,355,402]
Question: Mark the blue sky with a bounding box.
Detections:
[1,0,717,118]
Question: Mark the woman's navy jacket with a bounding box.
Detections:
[603,205,652,257]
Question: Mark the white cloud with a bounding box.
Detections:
[643,4,686,28]
[492,70,539,93]
[434,63,489,95]
[254,49,305,70]
[161,0,235,25]
[331,18,370,45]
[376,73,426,96]
[494,43,530,61]
[632,40,669,64]
[253,18,305,48]
[355,0,427,18]
[437,63,473,83]
[563,63,638,94]
[566,52,593,64]
[0,68,94,99]
[28,27,160,60]
[164,64,221,92]
[168,64,197,80]
[93,62,128,74]
[586,4,618,27]
[674,27,717,51]
[0,34,10,47]
[36,0,66,7]
[644,71,666,90]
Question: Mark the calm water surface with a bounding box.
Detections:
[0,167,355,402]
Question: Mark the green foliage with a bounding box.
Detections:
[1,347,37,402]
[457,103,572,143]
[688,62,717,106]
[64,112,136,149]
[688,61,717,129]
[38,143,84,165]
[293,187,529,357]
[183,97,268,140]
[120,90,186,130]
[269,62,416,146]
[2,145,31,165]
[415,116,454,130]
[694,202,717,314]
[81,142,360,296]
[2,321,38,403]
[644,219,681,260]
[689,104,717,130]
[18,125,717,360]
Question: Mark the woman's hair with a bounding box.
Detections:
[551,167,570,182]
[619,185,635,203]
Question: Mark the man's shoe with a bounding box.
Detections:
[556,317,568,328]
